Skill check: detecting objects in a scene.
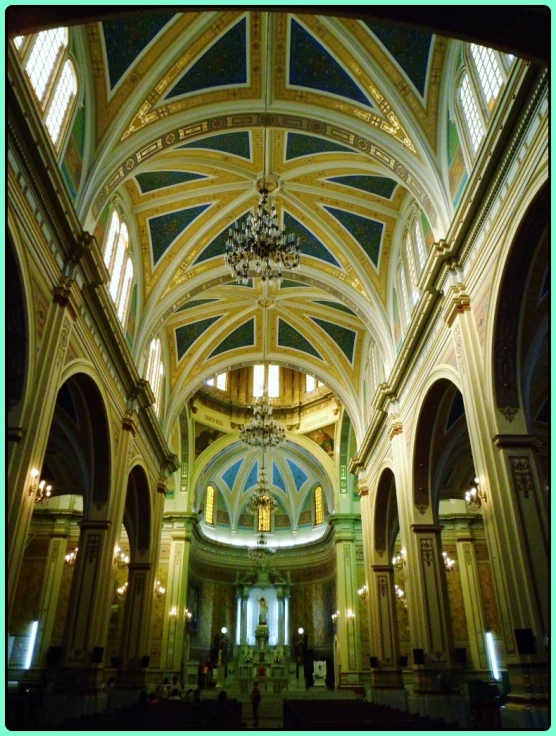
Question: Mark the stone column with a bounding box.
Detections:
[369,565,402,687]
[33,534,69,667]
[240,593,249,646]
[276,587,285,646]
[331,515,362,686]
[117,562,153,688]
[454,534,488,671]
[8,278,79,613]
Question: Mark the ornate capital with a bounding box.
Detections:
[122,409,138,435]
[53,276,80,319]
[443,284,471,327]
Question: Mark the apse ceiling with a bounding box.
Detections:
[76,10,455,432]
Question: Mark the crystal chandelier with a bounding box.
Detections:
[248,532,276,562]
[240,389,285,447]
[246,466,278,517]
[225,18,300,286]
[225,188,300,285]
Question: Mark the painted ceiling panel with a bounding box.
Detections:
[364,21,433,97]
[327,175,398,200]
[149,204,210,264]
[177,298,220,312]
[244,460,259,491]
[136,170,206,193]
[289,19,373,108]
[286,458,309,492]
[194,214,247,265]
[176,315,222,360]
[221,458,244,491]
[179,132,251,159]
[102,13,176,89]
[311,317,357,363]
[209,318,255,357]
[166,17,247,99]
[283,212,341,268]
[272,462,287,493]
[279,280,307,289]
[324,206,384,268]
[285,132,353,161]
[278,319,322,360]
[313,300,357,316]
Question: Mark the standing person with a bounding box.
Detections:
[171,674,182,696]
[250,680,261,727]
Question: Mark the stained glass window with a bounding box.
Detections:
[258,504,271,532]
[104,213,134,326]
[206,485,215,525]
[314,486,323,526]
[414,219,427,269]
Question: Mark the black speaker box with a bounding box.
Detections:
[413,648,425,665]
[514,628,536,655]
[369,656,378,668]
[399,656,408,668]
[141,655,151,667]
[454,648,466,664]
[111,656,121,668]
[91,647,104,663]
[46,645,63,666]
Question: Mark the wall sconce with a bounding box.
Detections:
[331,611,339,624]
[115,546,130,567]
[169,606,178,618]
[297,627,304,635]
[392,548,406,570]
[346,609,355,620]
[394,584,407,608]
[185,608,193,621]
[442,551,456,572]
[154,580,165,597]
[116,581,128,598]
[221,626,228,634]
[357,584,368,600]
[64,547,78,566]
[465,477,485,511]
[29,470,52,504]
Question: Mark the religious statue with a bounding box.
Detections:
[256,596,268,624]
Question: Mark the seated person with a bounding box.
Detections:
[147,691,159,705]
[167,688,181,701]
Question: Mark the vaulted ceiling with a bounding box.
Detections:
[66,11,463,438]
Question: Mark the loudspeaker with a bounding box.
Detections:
[413,648,425,665]
[399,656,408,668]
[111,656,121,668]
[91,647,104,663]
[514,628,536,655]
[46,646,63,666]
[454,648,467,664]
[141,655,151,668]
[369,656,378,668]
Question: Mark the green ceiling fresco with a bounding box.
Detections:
[364,21,433,97]
[285,132,353,161]
[313,300,356,316]
[280,279,307,289]
[283,212,341,267]
[209,318,255,357]
[175,315,222,360]
[166,17,247,99]
[286,458,309,492]
[289,18,373,108]
[149,204,210,264]
[194,214,246,265]
[324,206,384,268]
[136,170,206,193]
[327,175,397,199]
[180,132,251,159]
[102,13,176,89]
[177,298,220,312]
[310,317,357,363]
[278,319,322,360]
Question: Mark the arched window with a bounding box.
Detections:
[103,210,134,327]
[470,44,503,111]
[459,73,484,154]
[398,263,410,326]
[205,485,215,526]
[404,231,419,306]
[414,218,427,269]
[258,504,271,533]
[314,486,324,526]
[206,373,228,391]
[15,28,77,152]
[146,338,164,415]
[253,364,280,398]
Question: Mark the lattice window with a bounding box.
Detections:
[460,73,484,154]
[205,485,215,526]
[13,36,25,50]
[258,504,271,533]
[470,44,503,110]
[117,258,134,324]
[414,219,427,269]
[405,231,419,306]
[399,263,410,325]
[104,214,133,326]
[25,28,67,105]
[146,338,164,415]
[45,59,77,145]
[314,486,324,526]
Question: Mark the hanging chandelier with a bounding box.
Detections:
[224,17,300,286]
[248,532,276,561]
[240,389,285,447]
[225,188,300,285]
[246,467,278,517]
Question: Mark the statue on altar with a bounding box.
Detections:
[256,596,268,625]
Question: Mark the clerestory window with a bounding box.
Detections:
[103,210,134,327]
